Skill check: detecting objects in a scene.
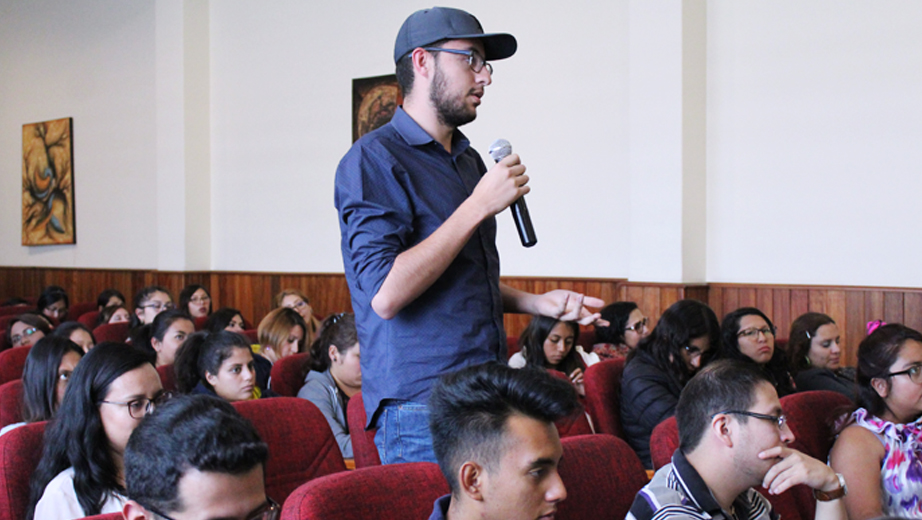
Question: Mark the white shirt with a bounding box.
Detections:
[34,467,126,520]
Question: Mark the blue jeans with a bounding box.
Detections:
[373,400,437,465]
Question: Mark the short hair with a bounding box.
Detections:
[519,315,581,374]
[21,336,84,423]
[174,330,253,394]
[179,284,212,316]
[676,359,771,453]
[205,307,246,333]
[788,312,837,374]
[396,52,414,96]
[258,307,308,353]
[429,362,579,494]
[125,394,268,516]
[36,285,68,314]
[309,313,357,372]
[595,301,639,345]
[856,324,922,417]
[96,289,126,311]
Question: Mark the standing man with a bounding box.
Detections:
[335,6,603,464]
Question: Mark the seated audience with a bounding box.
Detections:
[175,331,260,402]
[26,343,165,520]
[257,307,307,364]
[179,284,212,319]
[122,394,275,520]
[718,307,796,397]
[427,362,578,520]
[139,309,195,367]
[789,312,856,399]
[130,286,174,328]
[51,322,96,352]
[204,307,246,333]
[628,359,847,520]
[593,301,649,359]
[96,289,126,312]
[621,299,720,468]
[8,313,52,348]
[275,288,321,345]
[98,303,131,326]
[298,313,361,458]
[37,285,69,323]
[509,316,593,396]
[0,336,83,436]
[830,324,922,520]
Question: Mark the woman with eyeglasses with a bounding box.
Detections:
[129,286,174,329]
[830,324,922,520]
[36,285,69,324]
[174,330,264,402]
[717,307,796,398]
[274,288,321,347]
[788,312,856,399]
[26,343,165,520]
[621,299,721,469]
[7,313,52,349]
[299,313,361,458]
[0,336,83,437]
[592,301,650,359]
[509,315,593,396]
[179,284,212,319]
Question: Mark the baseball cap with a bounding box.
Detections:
[394,6,517,64]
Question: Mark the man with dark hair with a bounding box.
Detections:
[336,5,604,465]
[427,362,579,520]
[628,360,847,520]
[121,394,278,520]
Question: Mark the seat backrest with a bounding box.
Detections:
[232,397,346,504]
[0,380,24,428]
[242,329,258,344]
[583,358,626,438]
[194,315,208,331]
[269,352,310,397]
[0,347,31,387]
[0,421,46,520]
[346,391,381,468]
[577,329,595,349]
[78,310,101,328]
[281,462,448,520]
[0,305,31,319]
[649,415,679,470]
[78,514,123,520]
[67,302,97,321]
[781,390,853,461]
[546,370,594,436]
[557,434,649,520]
[506,335,521,360]
[92,321,130,344]
[156,364,176,393]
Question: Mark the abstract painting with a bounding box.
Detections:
[352,74,402,142]
[22,117,75,245]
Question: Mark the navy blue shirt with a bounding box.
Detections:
[335,107,506,426]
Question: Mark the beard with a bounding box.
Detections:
[429,60,477,128]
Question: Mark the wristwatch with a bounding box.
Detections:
[814,473,847,501]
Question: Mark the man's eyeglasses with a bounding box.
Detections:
[11,327,38,347]
[422,47,493,74]
[714,410,787,430]
[99,391,173,419]
[737,327,775,339]
[884,365,922,384]
[625,318,648,333]
[140,302,174,312]
[143,497,280,520]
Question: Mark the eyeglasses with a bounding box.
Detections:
[884,365,922,384]
[422,47,493,74]
[737,327,775,339]
[714,410,788,430]
[99,391,173,419]
[625,318,648,333]
[190,296,211,304]
[140,301,174,312]
[11,327,39,347]
[683,344,707,357]
[144,497,280,520]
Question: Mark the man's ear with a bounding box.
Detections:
[711,414,734,448]
[411,47,433,79]
[458,460,485,501]
[123,500,152,520]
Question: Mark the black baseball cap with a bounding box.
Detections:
[394,7,517,64]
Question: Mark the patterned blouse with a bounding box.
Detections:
[592,342,630,360]
[851,408,922,518]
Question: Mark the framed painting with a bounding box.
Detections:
[352,74,402,143]
[22,117,75,245]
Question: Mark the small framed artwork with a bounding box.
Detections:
[352,74,402,143]
[22,117,75,245]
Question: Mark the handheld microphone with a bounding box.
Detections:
[489,138,537,248]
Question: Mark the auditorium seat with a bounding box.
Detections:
[782,390,852,461]
[557,434,648,520]
[281,462,447,520]
[0,380,24,429]
[269,352,310,397]
[67,302,96,321]
[156,364,176,393]
[583,358,626,438]
[194,315,208,331]
[0,421,45,520]
[0,347,30,386]
[577,328,595,349]
[0,305,30,319]
[346,391,381,468]
[233,397,346,504]
[78,514,122,520]
[242,328,259,343]
[649,415,679,470]
[92,321,129,343]
[506,335,521,360]
[78,310,100,328]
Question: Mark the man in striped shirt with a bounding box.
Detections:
[627,360,847,520]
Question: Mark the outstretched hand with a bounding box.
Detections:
[533,290,608,326]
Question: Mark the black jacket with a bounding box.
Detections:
[620,349,684,469]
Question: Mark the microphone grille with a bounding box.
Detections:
[489,138,512,162]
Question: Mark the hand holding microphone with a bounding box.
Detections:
[489,139,537,247]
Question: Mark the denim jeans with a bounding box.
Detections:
[373,400,437,465]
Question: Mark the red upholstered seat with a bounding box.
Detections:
[281,462,447,520]
[232,397,346,505]
[557,434,648,520]
[0,421,46,520]
[0,347,31,386]
[92,321,130,343]
[242,328,258,343]
[78,310,100,328]
[156,364,176,393]
[78,514,122,520]
[782,390,852,461]
[506,334,521,360]
[0,305,30,319]
[269,352,310,397]
[346,391,380,468]
[0,380,24,428]
[194,315,208,331]
[67,302,96,321]
[577,329,595,349]
[650,415,679,470]
[583,358,626,438]
[546,370,594,436]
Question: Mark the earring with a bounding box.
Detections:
[805,355,811,367]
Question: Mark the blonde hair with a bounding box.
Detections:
[274,288,309,308]
[257,307,308,353]
[273,288,320,343]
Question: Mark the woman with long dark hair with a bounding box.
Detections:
[135,309,194,367]
[178,284,212,319]
[129,286,173,329]
[509,315,591,395]
[51,322,96,353]
[788,312,855,399]
[174,331,259,402]
[592,301,650,359]
[7,313,52,349]
[204,307,246,333]
[27,343,164,519]
[36,285,69,323]
[717,307,796,397]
